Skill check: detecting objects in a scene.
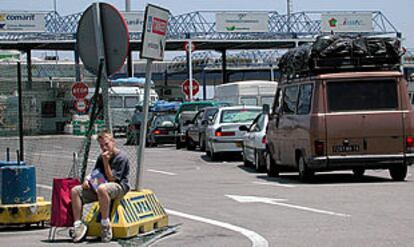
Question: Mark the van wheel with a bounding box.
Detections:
[352,168,365,177]
[255,150,266,172]
[266,152,279,177]
[389,165,407,181]
[298,156,314,182]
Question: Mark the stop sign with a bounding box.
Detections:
[182,79,200,96]
[71,82,89,99]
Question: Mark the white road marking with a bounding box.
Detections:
[226,194,350,217]
[252,181,296,188]
[37,184,52,190]
[166,209,269,247]
[146,169,177,176]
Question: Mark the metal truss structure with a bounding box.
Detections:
[0,10,399,42]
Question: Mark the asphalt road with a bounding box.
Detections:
[1,137,414,247]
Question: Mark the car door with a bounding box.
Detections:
[187,110,203,143]
[244,115,261,162]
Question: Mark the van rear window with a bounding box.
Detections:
[327,79,398,112]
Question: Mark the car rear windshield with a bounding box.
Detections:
[327,79,398,112]
[220,109,261,123]
[181,103,213,112]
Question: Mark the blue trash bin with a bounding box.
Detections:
[0,165,36,204]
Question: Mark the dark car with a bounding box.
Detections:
[146,112,176,147]
[175,101,229,149]
[186,107,219,151]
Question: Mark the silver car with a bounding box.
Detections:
[240,112,269,172]
[205,106,262,161]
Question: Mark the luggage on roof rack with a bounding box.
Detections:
[278,35,402,78]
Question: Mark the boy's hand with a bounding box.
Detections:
[82,180,90,190]
[102,151,111,162]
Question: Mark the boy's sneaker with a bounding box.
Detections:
[72,222,87,243]
[101,223,113,243]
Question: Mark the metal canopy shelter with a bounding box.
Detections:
[0,10,400,83]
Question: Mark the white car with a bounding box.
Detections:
[205,106,262,161]
[240,112,269,172]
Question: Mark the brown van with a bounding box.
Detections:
[266,71,414,181]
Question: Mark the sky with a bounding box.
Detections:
[1,0,413,48]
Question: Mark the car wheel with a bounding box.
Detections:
[200,134,206,152]
[209,143,220,161]
[175,137,182,149]
[266,151,279,177]
[255,150,266,172]
[298,155,314,182]
[243,147,252,167]
[352,168,365,178]
[389,165,407,181]
[186,136,196,151]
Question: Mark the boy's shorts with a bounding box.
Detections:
[72,182,125,204]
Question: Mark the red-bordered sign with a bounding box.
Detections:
[184,42,195,52]
[71,82,89,99]
[181,79,200,96]
[74,99,88,113]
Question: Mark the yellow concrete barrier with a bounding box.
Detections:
[84,189,168,239]
[0,197,51,225]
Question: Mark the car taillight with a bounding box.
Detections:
[215,128,235,137]
[314,141,325,156]
[262,136,266,144]
[153,130,161,135]
[406,136,414,148]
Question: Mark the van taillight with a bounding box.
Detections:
[406,136,414,148]
[314,141,325,156]
[262,136,266,144]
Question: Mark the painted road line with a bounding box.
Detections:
[146,169,177,176]
[166,209,268,247]
[252,181,296,188]
[227,194,350,217]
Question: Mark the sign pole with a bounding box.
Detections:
[92,3,112,132]
[136,59,152,191]
[188,40,193,102]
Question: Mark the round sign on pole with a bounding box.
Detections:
[76,3,130,76]
[184,42,195,52]
[71,82,89,99]
[182,79,200,96]
[74,99,88,113]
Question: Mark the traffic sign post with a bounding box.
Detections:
[182,79,200,98]
[138,4,170,191]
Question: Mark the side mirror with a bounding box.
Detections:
[239,125,249,132]
[201,119,209,125]
[184,120,192,125]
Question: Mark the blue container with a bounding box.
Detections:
[0,161,26,168]
[0,165,36,204]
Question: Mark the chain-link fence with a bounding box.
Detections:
[0,63,139,201]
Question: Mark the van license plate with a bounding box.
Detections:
[332,144,360,153]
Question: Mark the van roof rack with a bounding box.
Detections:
[278,35,402,81]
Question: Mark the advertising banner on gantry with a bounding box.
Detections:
[321,12,373,33]
[121,11,144,32]
[216,12,269,32]
[0,12,46,32]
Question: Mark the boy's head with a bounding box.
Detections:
[97,129,116,153]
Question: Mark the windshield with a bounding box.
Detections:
[153,114,175,127]
[110,96,123,108]
[327,79,398,112]
[220,109,261,123]
[181,103,213,112]
[125,96,139,108]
